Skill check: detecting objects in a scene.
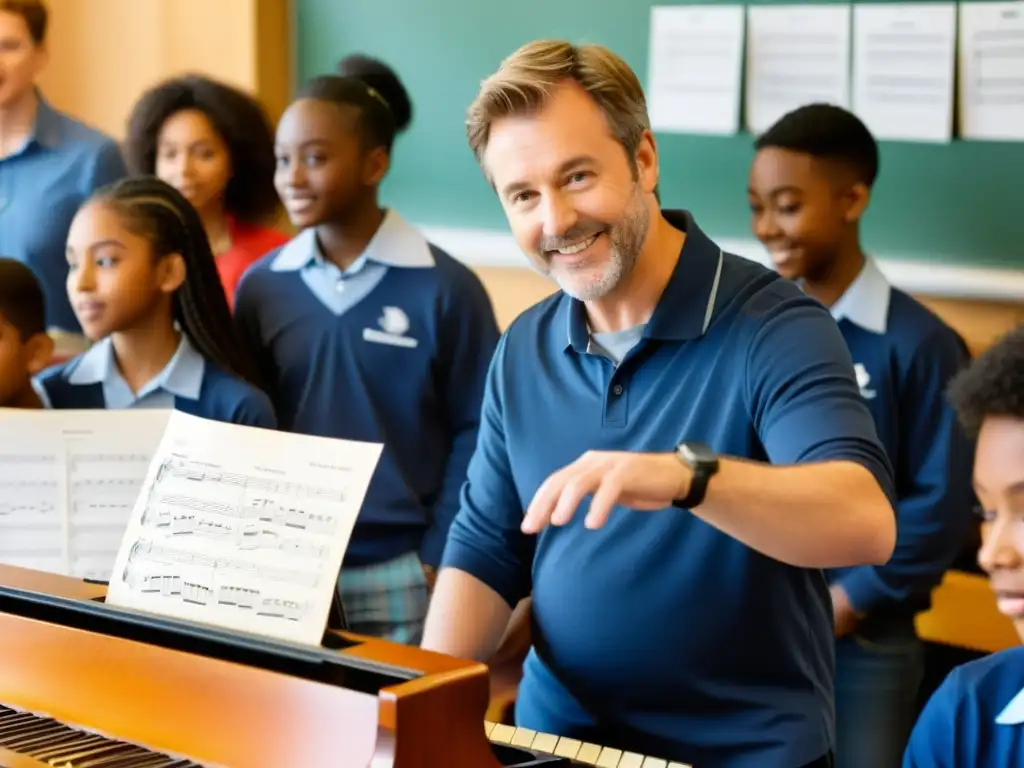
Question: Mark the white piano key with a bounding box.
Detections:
[553,736,582,758]
[489,724,515,744]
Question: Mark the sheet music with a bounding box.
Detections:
[106,410,382,646]
[0,421,64,574]
[959,1,1024,141]
[852,3,957,142]
[63,411,171,580]
[0,409,169,578]
[647,5,746,135]
[745,5,852,135]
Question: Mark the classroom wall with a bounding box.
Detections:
[35,0,291,138]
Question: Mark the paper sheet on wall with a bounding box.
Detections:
[0,408,170,580]
[852,3,957,142]
[958,1,1024,141]
[105,410,383,646]
[647,5,745,135]
[744,5,852,135]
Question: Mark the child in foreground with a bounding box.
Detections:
[903,325,1024,767]
[37,177,276,428]
[0,258,53,409]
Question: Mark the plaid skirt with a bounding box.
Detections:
[338,550,430,645]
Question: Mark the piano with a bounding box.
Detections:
[0,565,691,767]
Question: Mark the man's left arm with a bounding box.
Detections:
[419,274,502,570]
[523,288,898,568]
[834,331,974,620]
[83,139,128,194]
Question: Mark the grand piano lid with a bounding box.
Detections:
[0,583,423,692]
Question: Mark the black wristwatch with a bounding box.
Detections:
[671,442,719,509]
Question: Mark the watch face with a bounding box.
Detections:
[680,442,715,465]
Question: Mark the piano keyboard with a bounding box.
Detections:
[485,720,693,768]
[0,704,201,767]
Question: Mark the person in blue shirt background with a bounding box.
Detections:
[0,1,127,350]
[748,103,975,768]
[903,325,1024,768]
[234,57,500,645]
[423,40,897,768]
[0,257,53,409]
[37,176,275,429]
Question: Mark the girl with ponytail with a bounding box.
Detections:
[37,176,276,427]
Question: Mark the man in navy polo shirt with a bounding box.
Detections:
[421,41,897,768]
[903,326,1024,768]
[0,1,127,349]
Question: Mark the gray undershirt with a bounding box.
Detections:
[589,324,646,366]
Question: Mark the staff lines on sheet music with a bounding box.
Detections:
[154,459,347,503]
[126,572,310,622]
[124,539,321,588]
[142,493,339,536]
[144,509,328,558]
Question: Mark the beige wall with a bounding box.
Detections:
[36,0,291,139]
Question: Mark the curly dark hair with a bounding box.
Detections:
[123,75,279,225]
[948,325,1024,439]
[0,257,45,338]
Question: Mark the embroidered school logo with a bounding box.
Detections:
[854,363,876,400]
[362,306,418,348]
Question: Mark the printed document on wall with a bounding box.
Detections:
[745,5,852,135]
[959,1,1024,141]
[647,5,745,134]
[852,3,957,142]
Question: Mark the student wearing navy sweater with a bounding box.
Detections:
[37,177,276,428]
[234,59,500,645]
[904,326,1024,768]
[749,103,974,768]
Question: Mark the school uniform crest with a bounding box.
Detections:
[363,306,418,348]
[854,363,876,399]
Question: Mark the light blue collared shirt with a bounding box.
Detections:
[64,334,205,409]
[269,209,434,317]
[0,92,127,333]
[830,257,892,335]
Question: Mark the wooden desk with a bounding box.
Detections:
[916,570,1019,653]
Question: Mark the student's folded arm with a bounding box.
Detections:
[419,274,502,568]
[421,334,534,661]
[837,332,974,614]
[902,664,964,767]
[232,389,279,430]
[705,286,897,568]
[83,139,128,194]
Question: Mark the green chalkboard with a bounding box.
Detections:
[296,0,1024,268]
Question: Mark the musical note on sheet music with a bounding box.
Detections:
[0,430,64,574]
[106,410,383,646]
[0,409,174,580]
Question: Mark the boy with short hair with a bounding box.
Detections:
[903,325,1024,767]
[0,257,53,408]
[748,103,975,768]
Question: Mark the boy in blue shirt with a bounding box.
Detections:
[0,258,53,408]
[749,103,975,768]
[235,59,500,645]
[904,325,1024,767]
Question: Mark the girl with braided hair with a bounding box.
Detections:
[36,176,276,428]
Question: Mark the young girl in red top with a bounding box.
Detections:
[123,75,289,307]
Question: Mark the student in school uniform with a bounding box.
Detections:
[123,75,289,307]
[0,258,53,409]
[36,177,276,429]
[748,103,975,768]
[0,1,127,355]
[903,326,1024,768]
[234,59,501,645]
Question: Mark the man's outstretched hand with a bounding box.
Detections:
[521,450,692,534]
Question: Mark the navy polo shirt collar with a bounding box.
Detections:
[565,209,724,352]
